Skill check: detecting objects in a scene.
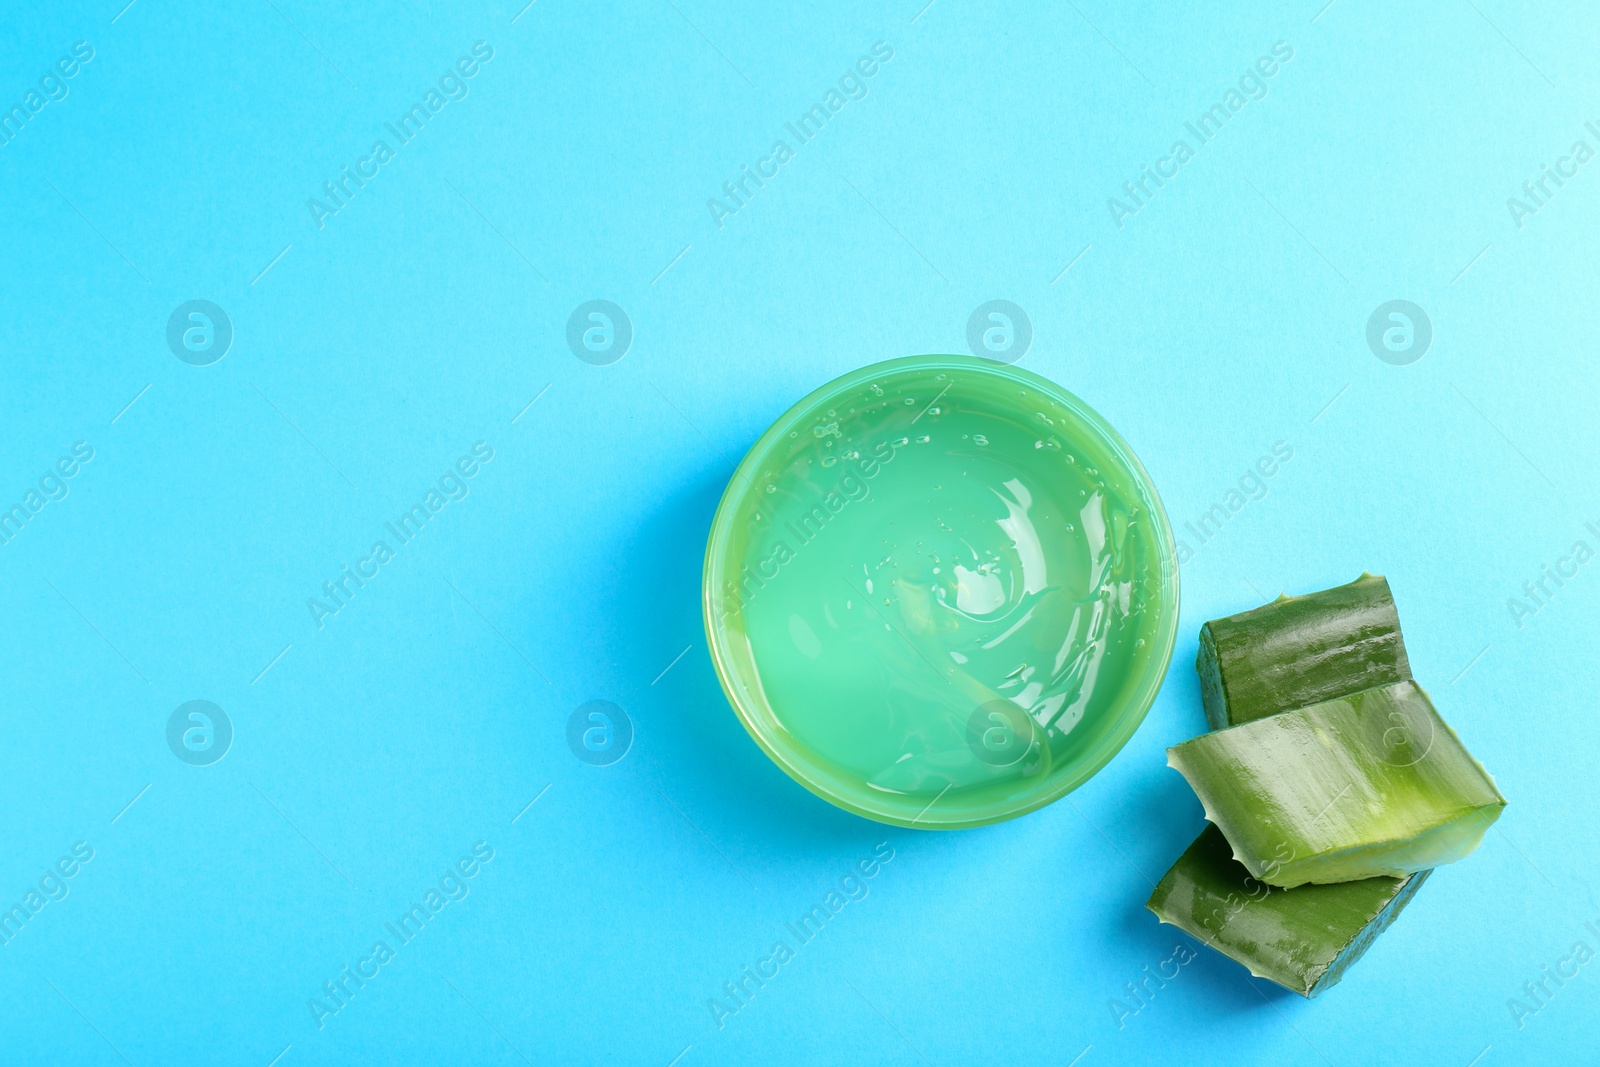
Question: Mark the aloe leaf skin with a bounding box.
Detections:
[1147,824,1430,997]
[1197,573,1411,730]
[1168,681,1505,888]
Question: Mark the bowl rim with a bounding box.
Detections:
[701,354,1180,829]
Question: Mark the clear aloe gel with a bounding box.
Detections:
[703,356,1178,828]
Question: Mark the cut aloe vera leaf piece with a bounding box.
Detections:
[1169,681,1505,887]
[1197,573,1410,730]
[1147,824,1429,998]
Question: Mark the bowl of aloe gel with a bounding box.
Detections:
[703,355,1179,828]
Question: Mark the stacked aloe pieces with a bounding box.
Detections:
[1147,574,1506,997]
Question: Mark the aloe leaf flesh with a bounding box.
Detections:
[1197,573,1411,730]
[1148,824,1429,997]
[1168,681,1505,887]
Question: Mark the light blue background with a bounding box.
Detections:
[2,0,1595,1063]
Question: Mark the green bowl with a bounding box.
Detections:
[703,355,1178,828]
